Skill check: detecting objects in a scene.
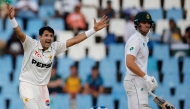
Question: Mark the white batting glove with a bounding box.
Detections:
[143,75,158,91]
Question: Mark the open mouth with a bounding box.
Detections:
[45,41,51,45]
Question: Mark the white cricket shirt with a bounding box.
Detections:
[19,36,67,85]
[125,31,149,75]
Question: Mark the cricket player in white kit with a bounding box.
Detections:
[124,12,158,109]
[7,3,109,109]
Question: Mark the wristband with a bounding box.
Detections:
[10,18,18,28]
[143,74,148,80]
[85,28,96,37]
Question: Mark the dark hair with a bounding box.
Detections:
[92,65,98,70]
[107,0,111,4]
[39,26,55,36]
[169,18,175,22]
[70,63,78,69]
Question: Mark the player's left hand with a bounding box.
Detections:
[93,15,109,31]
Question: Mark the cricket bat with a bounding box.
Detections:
[148,91,176,109]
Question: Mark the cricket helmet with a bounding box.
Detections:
[134,12,154,23]
[134,12,154,28]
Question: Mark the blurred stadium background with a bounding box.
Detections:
[0,0,190,109]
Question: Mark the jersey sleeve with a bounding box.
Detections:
[22,35,36,52]
[53,40,68,56]
[126,39,140,57]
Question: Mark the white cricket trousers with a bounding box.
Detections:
[19,81,50,109]
[123,73,150,109]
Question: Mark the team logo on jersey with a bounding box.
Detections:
[24,97,29,102]
[45,100,50,106]
[130,47,134,51]
[32,59,52,68]
[141,88,144,91]
[48,55,52,60]
[143,43,145,47]
[146,14,150,19]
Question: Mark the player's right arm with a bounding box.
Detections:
[126,55,146,77]
[126,55,158,92]
[7,3,26,43]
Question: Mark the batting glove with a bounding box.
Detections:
[143,75,158,91]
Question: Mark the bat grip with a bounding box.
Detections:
[148,91,157,98]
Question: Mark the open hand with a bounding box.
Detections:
[7,2,15,19]
[93,15,109,31]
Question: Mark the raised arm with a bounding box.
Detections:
[7,3,26,43]
[66,15,109,48]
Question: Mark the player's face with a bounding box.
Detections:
[39,30,54,50]
[139,21,151,35]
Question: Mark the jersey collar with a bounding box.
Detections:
[38,41,52,52]
[136,31,149,43]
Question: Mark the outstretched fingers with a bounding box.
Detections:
[104,18,109,24]
[101,15,107,22]
[104,23,109,27]
[6,2,10,9]
[9,7,14,14]
[7,2,13,12]
[102,16,109,27]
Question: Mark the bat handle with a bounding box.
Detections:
[148,91,157,98]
